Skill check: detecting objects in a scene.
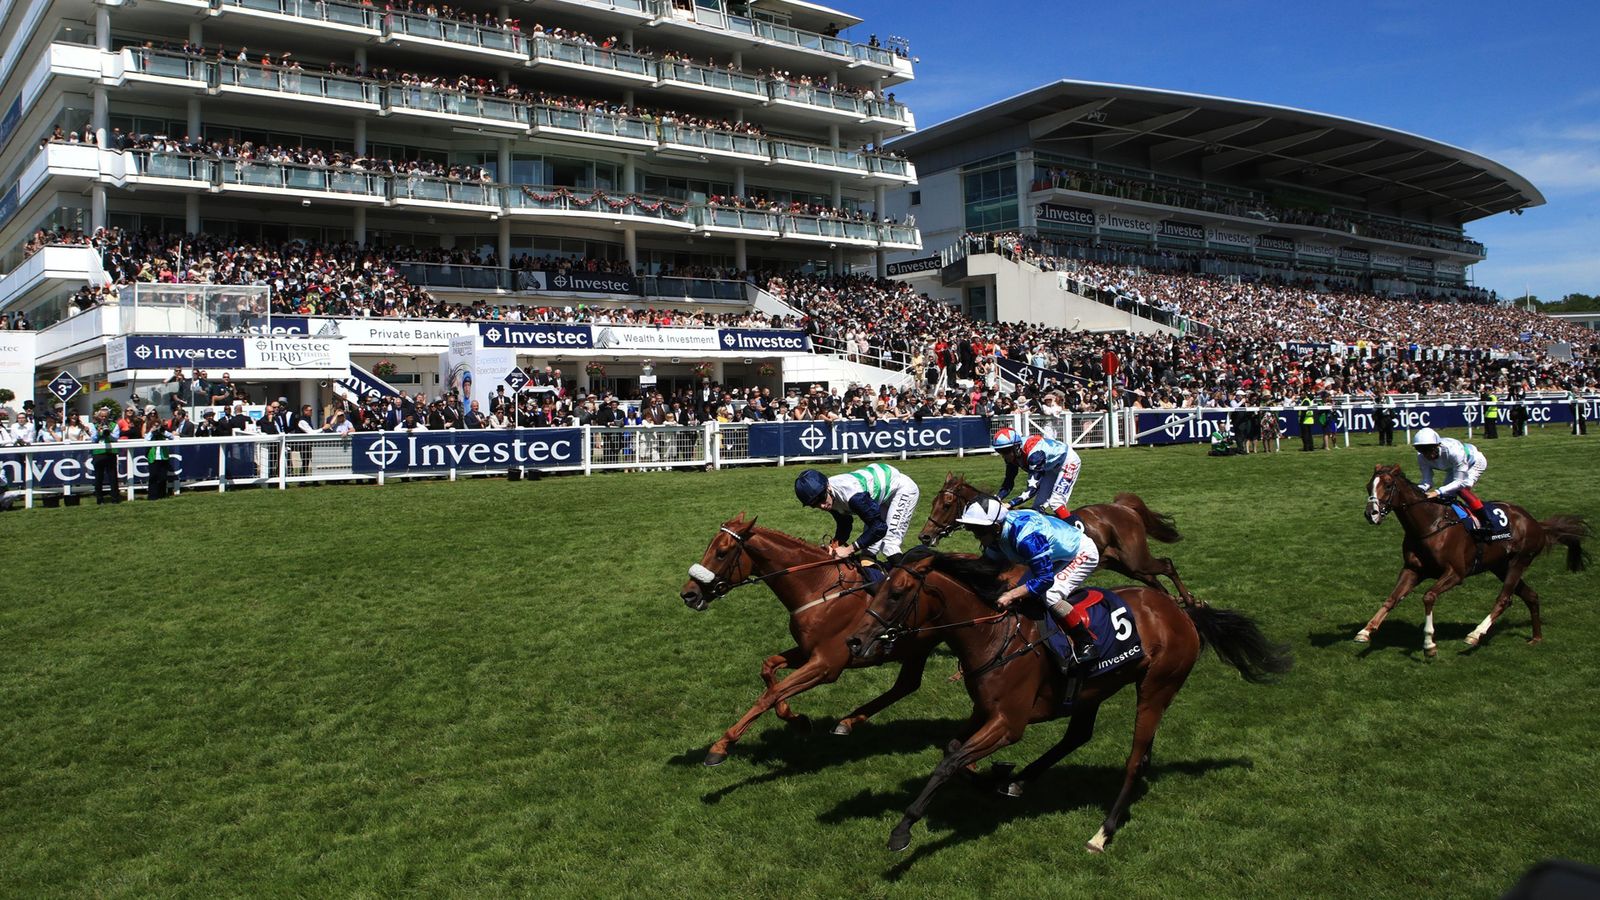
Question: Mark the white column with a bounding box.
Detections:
[353,207,367,247]
[623,89,635,108]
[299,379,319,413]
[185,195,199,234]
[624,28,635,46]
[354,47,367,69]
[733,165,745,196]
[186,97,201,140]
[875,249,886,278]
[95,7,111,51]
[830,179,842,208]
[623,227,638,270]
[828,124,840,148]
[354,118,366,155]
[832,246,845,272]
[497,137,511,182]
[91,87,108,150]
[498,5,510,21]
[91,185,106,230]
[622,155,636,192]
[734,238,747,271]
[731,51,742,68]
[497,216,511,267]
[189,22,202,43]
[1015,152,1034,233]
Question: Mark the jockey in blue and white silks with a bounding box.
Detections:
[955,498,1101,663]
[993,427,1082,515]
[795,463,921,562]
[1412,427,1489,534]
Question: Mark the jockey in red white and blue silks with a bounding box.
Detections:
[955,497,1101,663]
[993,428,1082,516]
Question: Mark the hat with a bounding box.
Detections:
[955,497,1007,527]
[202,410,215,418]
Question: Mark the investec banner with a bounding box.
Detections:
[593,325,720,352]
[118,336,245,370]
[1131,399,1588,446]
[244,337,348,373]
[0,441,257,488]
[1206,227,1255,249]
[1338,246,1372,264]
[886,255,941,276]
[746,417,991,458]
[1158,220,1205,241]
[718,328,809,353]
[522,270,639,295]
[479,323,594,350]
[1372,251,1407,270]
[351,428,583,474]
[1256,235,1295,254]
[1097,211,1154,235]
[0,331,36,407]
[1036,203,1096,228]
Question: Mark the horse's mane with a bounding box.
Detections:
[900,546,1010,606]
[746,524,833,557]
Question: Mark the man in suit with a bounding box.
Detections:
[382,396,406,430]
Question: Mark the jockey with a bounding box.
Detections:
[1412,427,1490,536]
[955,497,1101,664]
[992,428,1083,521]
[794,463,921,564]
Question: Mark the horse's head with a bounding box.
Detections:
[917,473,979,547]
[680,514,759,611]
[845,552,936,661]
[1366,464,1407,525]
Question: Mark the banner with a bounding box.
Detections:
[1338,246,1372,263]
[592,325,720,352]
[1408,257,1435,272]
[0,440,257,488]
[1096,211,1154,235]
[479,322,594,350]
[1130,398,1592,446]
[521,270,639,295]
[244,336,348,373]
[1437,262,1465,277]
[997,356,1081,389]
[1256,235,1295,253]
[119,336,246,370]
[334,363,402,403]
[745,416,992,458]
[0,331,35,409]
[351,428,584,474]
[1207,227,1255,248]
[315,317,471,347]
[886,255,941,276]
[1299,241,1337,258]
[1035,203,1096,228]
[0,97,21,150]
[1158,220,1205,241]
[717,328,810,353]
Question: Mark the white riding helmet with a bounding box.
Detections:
[955,497,1007,527]
[1412,427,1441,447]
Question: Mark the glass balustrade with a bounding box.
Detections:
[385,11,527,54]
[216,63,380,104]
[771,141,867,172]
[126,50,206,81]
[656,61,764,98]
[703,207,780,232]
[221,0,378,30]
[129,151,213,183]
[658,126,764,157]
[532,106,654,141]
[393,176,497,206]
[506,185,692,224]
[867,156,911,178]
[393,261,510,290]
[532,37,653,78]
[219,159,385,197]
[390,87,528,126]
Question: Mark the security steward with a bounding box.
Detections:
[1482,391,1499,439]
[1299,393,1316,452]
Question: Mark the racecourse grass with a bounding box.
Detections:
[2,427,1597,898]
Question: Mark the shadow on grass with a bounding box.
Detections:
[1307,619,1476,654]
[666,717,963,805]
[818,755,1252,878]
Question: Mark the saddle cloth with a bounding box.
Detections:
[1037,588,1146,679]
[1450,502,1513,542]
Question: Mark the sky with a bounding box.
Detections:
[849,0,1600,302]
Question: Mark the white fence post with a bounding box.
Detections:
[582,425,593,476]
[218,443,227,492]
[277,436,288,490]
[23,448,33,509]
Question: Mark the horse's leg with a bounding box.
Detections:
[1105,528,1196,605]
[1000,699,1102,798]
[889,715,1020,852]
[1355,567,1421,642]
[1086,684,1177,854]
[1515,577,1543,645]
[705,654,842,766]
[832,650,929,736]
[760,648,808,723]
[1465,558,1530,647]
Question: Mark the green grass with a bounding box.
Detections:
[2,428,1597,897]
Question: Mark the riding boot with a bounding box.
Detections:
[1055,616,1098,667]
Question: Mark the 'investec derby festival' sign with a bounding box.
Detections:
[745,417,992,458]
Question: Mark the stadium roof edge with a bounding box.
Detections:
[890,79,1545,222]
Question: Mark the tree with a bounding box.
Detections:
[1537,293,1600,312]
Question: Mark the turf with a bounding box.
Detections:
[2,427,1597,897]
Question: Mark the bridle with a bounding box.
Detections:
[1369,472,1459,538]
[689,525,873,608]
[860,559,1019,676]
[924,481,977,545]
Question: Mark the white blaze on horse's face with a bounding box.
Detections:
[1365,474,1386,525]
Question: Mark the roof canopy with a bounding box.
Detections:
[895,80,1543,223]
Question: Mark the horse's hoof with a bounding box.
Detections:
[888,826,913,853]
[786,714,811,733]
[1463,634,1481,647]
[1425,646,1438,659]
[831,720,855,736]
[1353,631,1371,644]
[999,781,1025,799]
[1527,636,1544,646]
[703,750,728,767]
[1086,826,1110,854]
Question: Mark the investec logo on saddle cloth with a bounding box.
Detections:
[352,429,582,473]
[746,417,991,458]
[479,323,594,349]
[120,336,244,370]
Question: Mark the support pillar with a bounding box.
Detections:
[827,124,840,148]
[623,227,638,271]
[622,155,636,192]
[830,179,842,209]
[91,185,106,231]
[354,118,366,155]
[95,7,111,51]
[185,195,199,234]
[353,47,367,71]
[734,238,747,272]
[624,28,635,47]
[623,89,635,108]
[497,136,511,183]
[1015,150,1035,232]
[353,207,367,247]
[875,249,885,278]
[731,51,741,68]
[299,380,319,415]
[497,216,511,268]
[832,246,845,273]
[186,97,201,141]
[733,165,745,197]
[91,87,107,150]
[189,22,202,44]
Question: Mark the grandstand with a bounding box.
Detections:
[0,0,920,409]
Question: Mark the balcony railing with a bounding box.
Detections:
[771,140,867,173]
[656,59,765,98]
[125,48,207,82]
[702,207,782,233]
[127,149,214,182]
[387,85,529,127]
[219,158,388,197]
[383,10,527,55]
[505,185,695,226]
[659,125,767,158]
[218,0,379,30]
[782,214,876,243]
[216,61,382,105]
[391,174,499,207]
[531,36,654,79]
[531,105,656,143]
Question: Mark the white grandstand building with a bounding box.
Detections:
[882,80,1543,330]
[0,0,920,409]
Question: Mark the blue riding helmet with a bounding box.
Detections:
[794,469,829,506]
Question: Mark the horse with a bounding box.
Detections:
[917,472,1197,605]
[1359,464,1589,655]
[845,549,1292,853]
[679,515,944,766]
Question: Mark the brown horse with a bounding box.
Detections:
[679,515,943,766]
[917,472,1196,604]
[1359,464,1589,655]
[845,549,1291,853]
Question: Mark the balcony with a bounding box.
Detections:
[654,59,766,103]
[504,185,695,230]
[215,0,381,35]
[217,158,390,203]
[657,125,769,165]
[214,60,382,111]
[391,175,501,211]
[528,37,656,87]
[384,85,529,131]
[780,213,878,247]
[699,206,782,238]
[765,83,914,131]
[0,246,106,313]
[655,4,912,80]
[123,149,214,190]
[380,10,528,63]
[529,105,658,149]
[123,47,208,88]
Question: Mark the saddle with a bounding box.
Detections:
[1449,501,1513,543]
[1035,589,1146,679]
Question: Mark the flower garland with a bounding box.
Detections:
[519,186,687,216]
[584,362,606,376]
[372,360,398,377]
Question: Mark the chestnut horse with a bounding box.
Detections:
[845,549,1291,853]
[918,472,1196,604]
[1359,464,1589,655]
[680,515,942,766]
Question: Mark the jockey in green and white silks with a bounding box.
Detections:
[795,463,921,562]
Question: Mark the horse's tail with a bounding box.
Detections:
[1185,604,1293,684]
[1113,492,1182,544]
[1540,515,1591,573]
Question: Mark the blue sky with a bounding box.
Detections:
[856,0,1599,301]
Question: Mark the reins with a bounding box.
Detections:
[702,526,878,616]
[869,562,1042,680]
